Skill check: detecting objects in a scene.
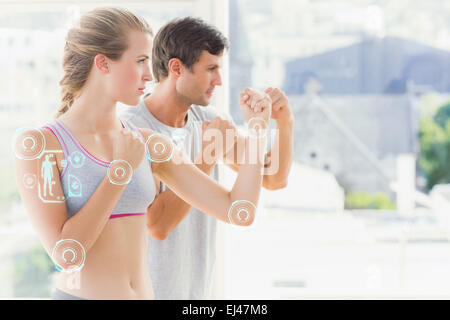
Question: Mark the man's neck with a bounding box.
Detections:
[144,82,191,128]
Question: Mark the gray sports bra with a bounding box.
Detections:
[42,119,156,219]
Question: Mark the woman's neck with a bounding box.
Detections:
[59,86,121,134]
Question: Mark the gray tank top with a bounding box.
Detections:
[42,119,156,219]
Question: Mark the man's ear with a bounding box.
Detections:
[168,58,183,78]
[94,54,109,74]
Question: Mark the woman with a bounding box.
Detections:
[13,7,270,299]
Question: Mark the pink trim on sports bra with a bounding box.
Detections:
[54,119,110,167]
[109,213,146,219]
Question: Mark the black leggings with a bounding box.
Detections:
[51,288,85,300]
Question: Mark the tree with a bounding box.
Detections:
[345,191,396,210]
[418,101,450,191]
[433,102,450,128]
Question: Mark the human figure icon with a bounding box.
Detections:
[41,154,56,197]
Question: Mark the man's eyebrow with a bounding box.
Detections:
[137,54,149,59]
[207,64,220,68]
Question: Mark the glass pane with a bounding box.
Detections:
[0,1,195,299]
[226,0,450,299]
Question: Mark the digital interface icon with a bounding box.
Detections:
[107,160,133,185]
[68,174,82,197]
[69,150,85,169]
[227,200,256,227]
[145,133,174,163]
[37,150,65,203]
[13,127,46,160]
[247,117,268,139]
[52,239,86,273]
[23,173,37,189]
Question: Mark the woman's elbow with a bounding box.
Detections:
[263,178,288,190]
[146,225,169,241]
[227,201,256,227]
[231,216,255,228]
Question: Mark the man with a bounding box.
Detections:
[120,17,294,299]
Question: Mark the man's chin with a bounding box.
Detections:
[194,99,210,107]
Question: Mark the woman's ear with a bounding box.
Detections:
[94,54,109,74]
[168,58,183,78]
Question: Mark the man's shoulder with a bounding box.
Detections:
[119,102,142,121]
[119,100,152,127]
[190,105,234,123]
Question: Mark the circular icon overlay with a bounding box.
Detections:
[145,133,174,163]
[23,173,37,189]
[13,127,46,160]
[227,200,256,226]
[107,160,133,185]
[51,239,86,273]
[247,117,268,139]
[69,150,85,168]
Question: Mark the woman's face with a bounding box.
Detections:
[106,30,153,106]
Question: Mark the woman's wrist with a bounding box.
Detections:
[107,159,134,185]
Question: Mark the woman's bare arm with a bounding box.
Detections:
[14,127,144,270]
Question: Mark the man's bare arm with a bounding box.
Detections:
[225,87,294,190]
[146,151,216,240]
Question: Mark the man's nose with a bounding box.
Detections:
[213,71,222,86]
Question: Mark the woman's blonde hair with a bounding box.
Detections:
[55,7,153,118]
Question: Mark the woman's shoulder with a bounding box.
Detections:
[14,124,63,157]
[41,124,65,151]
[13,124,66,176]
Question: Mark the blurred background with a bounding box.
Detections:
[1,0,450,299]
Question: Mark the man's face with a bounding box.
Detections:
[176,50,223,106]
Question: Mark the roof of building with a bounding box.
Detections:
[284,36,450,94]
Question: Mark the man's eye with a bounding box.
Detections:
[138,59,146,64]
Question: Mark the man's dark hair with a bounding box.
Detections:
[152,16,229,82]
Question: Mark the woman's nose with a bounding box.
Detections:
[143,72,153,82]
[143,63,153,82]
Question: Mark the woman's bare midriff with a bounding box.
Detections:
[55,215,154,300]
[43,125,153,299]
